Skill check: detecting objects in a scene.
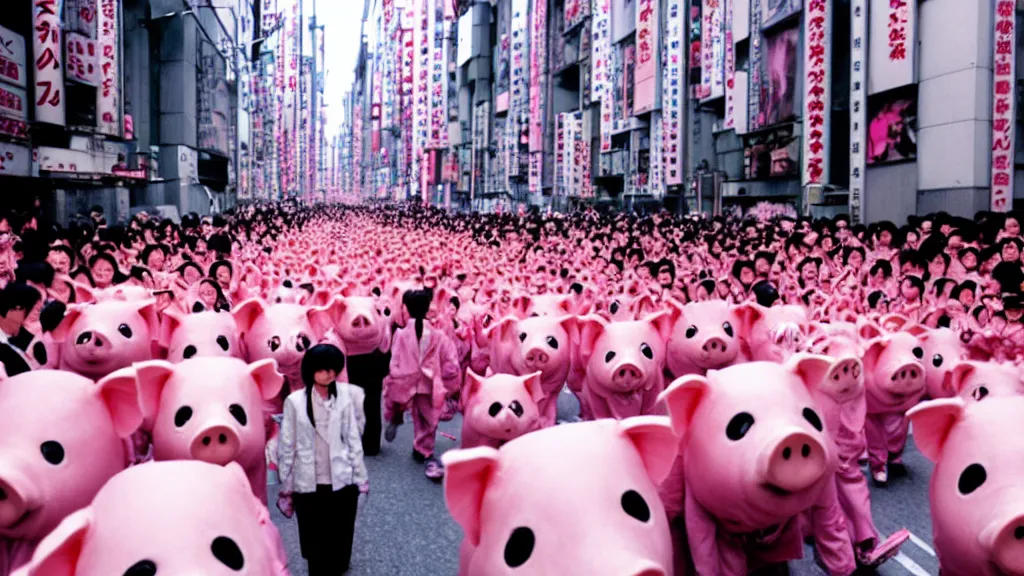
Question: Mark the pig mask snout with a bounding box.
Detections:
[760,429,828,495]
[887,359,925,397]
[189,424,241,466]
[524,346,550,368]
[0,464,39,532]
[611,361,646,391]
[983,510,1024,575]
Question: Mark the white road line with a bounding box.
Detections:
[893,551,933,576]
[907,531,937,557]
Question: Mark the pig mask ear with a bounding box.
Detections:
[943,361,977,397]
[441,447,500,547]
[734,302,765,339]
[49,304,84,344]
[786,353,834,395]
[522,371,545,405]
[465,369,485,399]
[22,507,93,576]
[862,338,890,376]
[94,367,145,438]
[232,298,267,333]
[658,375,711,437]
[577,315,609,362]
[483,315,518,344]
[135,360,177,422]
[158,307,186,350]
[906,398,966,463]
[249,359,285,402]
[643,309,674,343]
[618,416,679,484]
[135,300,161,338]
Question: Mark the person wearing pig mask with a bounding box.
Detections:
[665,300,746,378]
[383,288,461,480]
[48,296,160,381]
[0,369,143,576]
[11,460,290,576]
[461,370,545,449]
[443,417,678,576]
[659,356,856,576]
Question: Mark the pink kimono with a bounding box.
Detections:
[383,323,461,457]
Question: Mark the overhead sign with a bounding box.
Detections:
[802,0,830,185]
[0,25,27,89]
[96,0,122,136]
[990,0,1016,212]
[0,142,30,176]
[32,0,65,125]
[849,0,867,223]
[66,32,99,86]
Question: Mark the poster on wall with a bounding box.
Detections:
[868,0,916,95]
[33,0,66,126]
[849,0,867,223]
[744,124,799,178]
[866,86,917,165]
[565,0,591,31]
[624,44,636,117]
[0,25,27,89]
[990,0,1015,212]
[96,0,122,137]
[633,0,659,114]
[0,83,28,140]
[762,0,801,29]
[802,0,830,185]
[495,34,510,112]
[761,25,798,127]
[699,0,723,99]
[592,0,614,151]
[663,0,685,185]
[0,142,31,177]
[66,33,99,86]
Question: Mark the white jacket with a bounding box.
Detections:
[278,384,369,493]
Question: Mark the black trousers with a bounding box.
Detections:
[348,350,390,456]
[293,484,359,576]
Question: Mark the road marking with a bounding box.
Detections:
[907,531,937,557]
[893,551,932,576]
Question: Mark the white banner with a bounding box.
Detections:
[700,0,724,99]
[747,0,762,130]
[0,84,27,122]
[32,0,65,126]
[849,0,867,223]
[0,142,30,177]
[724,0,735,128]
[0,25,27,89]
[662,0,684,185]
[457,11,473,66]
[96,0,121,136]
[591,0,613,151]
[990,0,1016,212]
[868,0,916,95]
[66,32,99,86]
[802,0,830,185]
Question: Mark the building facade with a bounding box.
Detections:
[340,0,1024,220]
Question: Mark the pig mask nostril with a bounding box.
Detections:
[783,447,792,460]
[218,434,227,444]
[203,436,212,446]
[0,486,6,501]
[1015,526,1024,540]
[801,444,811,458]
[76,332,92,345]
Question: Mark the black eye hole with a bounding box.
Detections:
[958,463,987,495]
[518,332,527,343]
[40,441,65,465]
[282,280,293,288]
[123,560,157,576]
[217,335,230,351]
[192,301,206,313]
[118,323,133,338]
[605,351,616,363]
[726,412,755,441]
[183,345,198,359]
[621,490,651,522]
[932,354,943,367]
[722,321,734,337]
[488,402,502,417]
[268,336,281,352]
[912,346,924,359]
[637,343,653,360]
[509,400,524,418]
[972,386,989,401]
[175,406,193,427]
[610,301,620,314]
[229,404,248,426]
[211,536,245,571]
[546,336,559,349]
[504,527,535,568]
[384,307,391,316]
[685,325,698,339]
[803,408,823,432]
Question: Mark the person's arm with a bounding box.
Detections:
[277,396,297,494]
[350,384,366,436]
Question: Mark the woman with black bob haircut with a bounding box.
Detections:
[278,343,368,576]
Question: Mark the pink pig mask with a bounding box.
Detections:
[14,460,289,576]
[579,312,673,396]
[909,396,1024,576]
[329,296,390,356]
[443,417,678,576]
[862,331,927,412]
[0,370,142,552]
[134,357,284,504]
[914,327,969,399]
[735,303,810,363]
[666,299,744,377]
[51,299,160,380]
[462,370,544,448]
[660,355,837,531]
[943,360,1024,403]
[158,309,245,362]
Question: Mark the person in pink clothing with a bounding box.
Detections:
[383,288,461,480]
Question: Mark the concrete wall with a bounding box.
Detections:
[864,161,917,224]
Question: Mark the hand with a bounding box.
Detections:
[358,482,370,495]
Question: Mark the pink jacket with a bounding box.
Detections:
[384,323,461,407]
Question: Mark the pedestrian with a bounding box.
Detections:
[278,343,368,576]
[383,287,461,480]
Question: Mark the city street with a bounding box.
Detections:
[269,393,940,576]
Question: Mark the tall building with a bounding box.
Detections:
[339,0,1024,220]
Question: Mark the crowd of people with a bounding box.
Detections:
[1,200,1023,575]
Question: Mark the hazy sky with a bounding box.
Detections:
[304,0,363,138]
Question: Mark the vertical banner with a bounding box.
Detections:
[634,0,659,114]
[868,0,916,94]
[495,34,510,111]
[724,0,735,127]
[96,0,121,136]
[747,0,761,130]
[529,0,547,153]
[592,0,613,151]
[507,0,529,182]
[802,0,830,185]
[32,0,65,126]
[849,0,867,223]
[650,113,663,196]
[262,0,278,32]
[700,0,724,99]
[663,0,684,185]
[990,0,1016,212]
[0,25,27,89]
[66,33,99,86]
[429,0,448,149]
[565,0,590,30]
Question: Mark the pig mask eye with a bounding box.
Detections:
[972,386,989,401]
[621,490,651,522]
[217,335,230,351]
[123,560,157,576]
[118,324,133,338]
[610,301,620,315]
[932,354,943,367]
[605,351,616,363]
[268,336,281,352]
[175,406,193,427]
[229,404,248,426]
[802,408,824,432]
[519,332,527,343]
[509,400,524,417]
[640,343,653,359]
[488,402,502,417]
[958,463,987,495]
[546,336,559,349]
[726,412,755,441]
[722,322,734,337]
[912,346,924,359]
[685,325,698,339]
[40,440,65,465]
[211,536,245,570]
[504,527,535,568]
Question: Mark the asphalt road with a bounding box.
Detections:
[269,393,939,576]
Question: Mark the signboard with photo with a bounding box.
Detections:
[759,24,798,128]
[744,123,800,179]
[866,86,917,165]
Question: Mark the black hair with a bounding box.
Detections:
[869,260,893,278]
[752,280,779,307]
[299,343,346,425]
[403,288,433,342]
[901,275,925,302]
[141,244,167,266]
[16,261,55,288]
[867,290,886,309]
[0,283,42,316]
[950,280,977,302]
[209,260,234,280]
[176,261,205,280]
